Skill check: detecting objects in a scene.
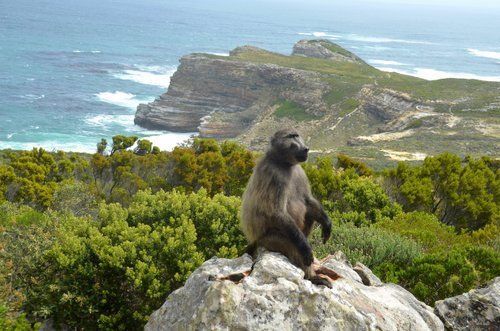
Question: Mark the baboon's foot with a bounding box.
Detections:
[312,259,342,282]
[209,269,252,283]
[314,265,342,282]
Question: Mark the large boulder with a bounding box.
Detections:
[434,277,500,330]
[145,251,444,330]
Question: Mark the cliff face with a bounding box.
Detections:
[135,49,329,137]
[135,39,499,167]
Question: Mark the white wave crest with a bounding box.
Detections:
[21,94,45,100]
[113,66,176,88]
[0,136,98,154]
[298,32,340,39]
[95,91,153,109]
[72,50,101,54]
[467,48,500,61]
[346,34,432,45]
[369,59,407,66]
[378,67,500,82]
[0,131,194,153]
[141,132,196,151]
[85,113,135,128]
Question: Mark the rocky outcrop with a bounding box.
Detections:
[145,250,444,330]
[134,50,329,137]
[292,39,365,64]
[434,277,500,330]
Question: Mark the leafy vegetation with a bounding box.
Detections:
[274,100,319,121]
[0,138,498,328]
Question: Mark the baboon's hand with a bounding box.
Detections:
[322,219,332,244]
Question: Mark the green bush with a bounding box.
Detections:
[395,245,500,305]
[376,211,463,253]
[3,190,245,330]
[127,189,245,259]
[304,157,401,225]
[0,303,34,331]
[384,154,499,230]
[310,223,422,270]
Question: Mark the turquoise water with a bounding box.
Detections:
[1,0,499,152]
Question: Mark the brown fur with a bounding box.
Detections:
[241,129,332,286]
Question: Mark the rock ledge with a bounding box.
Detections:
[145,251,444,330]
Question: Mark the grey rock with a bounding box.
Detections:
[145,250,444,331]
[320,254,363,284]
[353,262,383,286]
[434,277,500,330]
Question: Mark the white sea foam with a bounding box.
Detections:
[113,66,176,88]
[369,59,407,66]
[346,34,432,45]
[72,50,101,54]
[377,67,500,82]
[95,91,153,109]
[21,94,45,100]
[85,113,135,128]
[0,140,96,154]
[0,131,196,154]
[141,132,196,151]
[298,32,340,39]
[84,112,166,136]
[467,48,500,61]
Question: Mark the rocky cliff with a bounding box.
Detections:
[135,47,329,138]
[145,250,445,330]
[135,39,500,167]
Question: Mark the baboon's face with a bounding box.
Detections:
[271,129,309,164]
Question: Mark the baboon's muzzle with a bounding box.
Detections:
[296,147,309,162]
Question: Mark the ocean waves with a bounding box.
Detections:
[346,34,433,45]
[377,67,500,82]
[467,48,500,61]
[0,132,195,154]
[297,32,432,45]
[95,91,153,109]
[298,32,341,39]
[112,65,176,88]
[369,59,407,66]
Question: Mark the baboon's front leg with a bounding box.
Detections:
[305,197,332,243]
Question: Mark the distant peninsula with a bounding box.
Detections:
[134,40,500,167]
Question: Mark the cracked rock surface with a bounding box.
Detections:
[434,277,500,330]
[145,250,444,330]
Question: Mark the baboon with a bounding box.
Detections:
[240,129,337,286]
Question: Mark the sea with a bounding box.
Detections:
[1,0,499,153]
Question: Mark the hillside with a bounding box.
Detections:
[134,40,499,168]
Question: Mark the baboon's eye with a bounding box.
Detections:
[286,133,299,139]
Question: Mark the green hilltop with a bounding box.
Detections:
[203,40,499,168]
